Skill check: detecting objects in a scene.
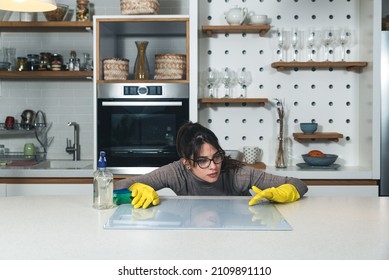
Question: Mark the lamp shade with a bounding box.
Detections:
[0,0,57,12]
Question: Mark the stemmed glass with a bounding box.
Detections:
[322,28,336,61]
[221,67,236,98]
[306,28,321,61]
[276,29,291,61]
[202,67,220,98]
[338,28,352,61]
[291,28,304,61]
[237,68,252,98]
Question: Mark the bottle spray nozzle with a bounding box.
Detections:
[97,151,107,168]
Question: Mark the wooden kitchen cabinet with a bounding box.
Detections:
[95,16,190,83]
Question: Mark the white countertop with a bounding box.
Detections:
[0,160,94,178]
[0,194,388,260]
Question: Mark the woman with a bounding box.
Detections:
[114,121,308,208]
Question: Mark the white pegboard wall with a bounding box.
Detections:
[198,0,371,167]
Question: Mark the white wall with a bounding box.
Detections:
[198,0,374,173]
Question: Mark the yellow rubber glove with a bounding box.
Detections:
[248,184,300,206]
[129,182,160,209]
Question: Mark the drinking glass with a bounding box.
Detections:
[237,68,252,98]
[291,28,304,61]
[322,28,336,61]
[338,28,352,61]
[276,29,291,61]
[221,67,236,98]
[3,47,16,71]
[306,28,321,61]
[202,68,220,98]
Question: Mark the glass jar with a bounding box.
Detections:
[39,52,51,70]
[76,0,91,21]
[51,54,63,71]
[27,54,40,71]
[16,57,28,71]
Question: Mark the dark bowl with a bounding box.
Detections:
[302,154,338,166]
[300,123,318,134]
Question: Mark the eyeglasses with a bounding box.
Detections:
[192,153,224,169]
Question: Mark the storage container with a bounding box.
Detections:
[154,54,186,80]
[103,58,129,80]
[120,0,160,15]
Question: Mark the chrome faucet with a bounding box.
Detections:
[66,122,81,161]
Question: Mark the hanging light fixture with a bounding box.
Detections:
[0,0,57,12]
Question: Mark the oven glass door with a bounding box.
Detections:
[97,98,189,168]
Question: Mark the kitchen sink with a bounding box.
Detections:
[35,160,93,169]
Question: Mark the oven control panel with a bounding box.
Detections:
[124,86,163,96]
[97,83,189,99]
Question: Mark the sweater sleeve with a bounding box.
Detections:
[235,166,308,198]
[113,161,187,193]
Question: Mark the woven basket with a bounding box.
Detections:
[154,54,186,80]
[120,0,160,15]
[103,58,129,80]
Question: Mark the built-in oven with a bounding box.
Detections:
[97,83,189,174]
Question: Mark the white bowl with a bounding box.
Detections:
[249,15,268,25]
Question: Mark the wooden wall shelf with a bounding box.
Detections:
[0,71,93,80]
[293,132,344,142]
[271,61,368,72]
[199,98,268,105]
[0,21,93,32]
[247,162,266,170]
[202,25,271,37]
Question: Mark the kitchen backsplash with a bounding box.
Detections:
[0,0,189,160]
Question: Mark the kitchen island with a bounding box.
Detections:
[0,194,388,260]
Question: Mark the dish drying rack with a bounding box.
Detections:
[0,121,54,164]
[0,151,46,164]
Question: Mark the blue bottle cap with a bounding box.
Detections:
[97,151,107,168]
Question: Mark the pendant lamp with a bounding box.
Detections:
[0,0,57,12]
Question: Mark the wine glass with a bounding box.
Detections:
[237,68,252,98]
[276,29,291,61]
[291,28,304,61]
[322,28,336,61]
[338,28,352,61]
[221,67,236,98]
[306,28,321,61]
[202,67,220,98]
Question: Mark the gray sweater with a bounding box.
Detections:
[114,160,308,197]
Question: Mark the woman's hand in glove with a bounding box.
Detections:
[129,182,160,209]
[248,184,300,206]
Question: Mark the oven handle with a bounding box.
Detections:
[102,101,183,107]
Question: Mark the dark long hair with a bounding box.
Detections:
[176,121,244,170]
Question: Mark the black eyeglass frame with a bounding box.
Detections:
[190,152,225,169]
